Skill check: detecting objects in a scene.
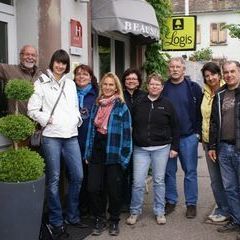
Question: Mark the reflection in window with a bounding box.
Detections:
[0,0,13,5]
[115,40,125,79]
[0,21,8,63]
[98,36,110,79]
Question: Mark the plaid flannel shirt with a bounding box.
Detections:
[85,99,132,169]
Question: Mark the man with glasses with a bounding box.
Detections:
[0,45,41,115]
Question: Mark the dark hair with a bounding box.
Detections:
[49,49,70,73]
[121,68,142,89]
[201,62,221,84]
[73,64,98,89]
[222,60,240,70]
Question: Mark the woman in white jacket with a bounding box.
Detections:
[28,49,85,239]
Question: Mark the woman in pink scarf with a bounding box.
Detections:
[85,72,132,236]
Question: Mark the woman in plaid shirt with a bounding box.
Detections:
[84,72,132,236]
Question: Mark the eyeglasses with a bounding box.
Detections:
[126,77,138,81]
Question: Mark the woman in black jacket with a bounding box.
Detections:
[126,73,179,225]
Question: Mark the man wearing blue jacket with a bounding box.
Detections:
[162,57,202,218]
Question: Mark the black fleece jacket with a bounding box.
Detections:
[132,95,180,151]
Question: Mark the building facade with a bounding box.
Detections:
[170,0,240,61]
[0,0,159,80]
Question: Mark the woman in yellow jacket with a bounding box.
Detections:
[201,62,229,223]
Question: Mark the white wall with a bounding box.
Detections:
[15,0,39,55]
[61,0,89,71]
[167,12,240,61]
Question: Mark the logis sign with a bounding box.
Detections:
[162,16,196,51]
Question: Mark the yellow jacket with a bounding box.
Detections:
[201,79,225,143]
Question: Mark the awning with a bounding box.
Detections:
[92,0,160,42]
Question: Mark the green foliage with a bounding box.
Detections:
[0,79,44,183]
[223,24,240,39]
[0,114,35,141]
[0,148,45,182]
[189,48,213,62]
[5,79,34,101]
[144,0,172,78]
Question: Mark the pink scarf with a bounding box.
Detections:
[94,94,119,134]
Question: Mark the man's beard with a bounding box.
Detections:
[22,61,35,69]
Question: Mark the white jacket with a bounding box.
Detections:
[28,70,82,138]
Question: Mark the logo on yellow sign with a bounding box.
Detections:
[162,16,196,51]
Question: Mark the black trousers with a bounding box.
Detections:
[88,163,123,223]
[121,155,133,206]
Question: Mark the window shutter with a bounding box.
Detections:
[210,23,218,44]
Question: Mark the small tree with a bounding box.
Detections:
[0,79,44,182]
[144,0,172,78]
[189,48,213,62]
[223,24,240,39]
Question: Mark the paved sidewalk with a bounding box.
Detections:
[85,146,237,240]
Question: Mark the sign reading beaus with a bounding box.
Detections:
[162,16,197,51]
[70,19,82,56]
[124,21,159,40]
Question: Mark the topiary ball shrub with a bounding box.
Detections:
[5,79,34,101]
[0,114,35,141]
[0,148,45,182]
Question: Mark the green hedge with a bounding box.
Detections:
[0,148,45,182]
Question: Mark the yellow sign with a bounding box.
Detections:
[162,16,196,51]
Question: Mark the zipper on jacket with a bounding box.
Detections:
[147,102,154,141]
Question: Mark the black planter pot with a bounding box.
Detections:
[0,175,45,240]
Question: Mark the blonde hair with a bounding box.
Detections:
[98,72,125,103]
[146,72,164,85]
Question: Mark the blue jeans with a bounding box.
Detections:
[130,145,170,216]
[42,136,83,227]
[218,142,240,224]
[203,142,229,216]
[165,134,198,206]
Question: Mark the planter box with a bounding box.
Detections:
[0,175,45,240]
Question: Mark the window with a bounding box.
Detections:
[94,34,129,80]
[197,24,201,44]
[210,23,227,45]
[115,40,125,79]
[0,0,13,5]
[98,36,111,79]
[0,21,8,63]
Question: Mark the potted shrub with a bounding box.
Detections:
[0,79,45,240]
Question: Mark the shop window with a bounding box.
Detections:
[197,24,201,44]
[0,21,8,63]
[210,23,227,45]
[115,40,125,79]
[98,36,111,79]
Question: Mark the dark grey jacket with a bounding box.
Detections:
[209,84,240,150]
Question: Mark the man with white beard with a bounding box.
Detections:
[0,45,41,115]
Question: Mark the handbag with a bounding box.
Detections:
[30,81,66,147]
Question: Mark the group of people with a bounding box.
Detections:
[1,45,240,240]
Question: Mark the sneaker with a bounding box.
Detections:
[64,219,88,228]
[47,224,70,240]
[126,214,139,225]
[208,214,228,222]
[156,215,166,225]
[92,218,107,236]
[165,203,176,215]
[186,205,197,219]
[109,222,120,236]
[217,221,240,233]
